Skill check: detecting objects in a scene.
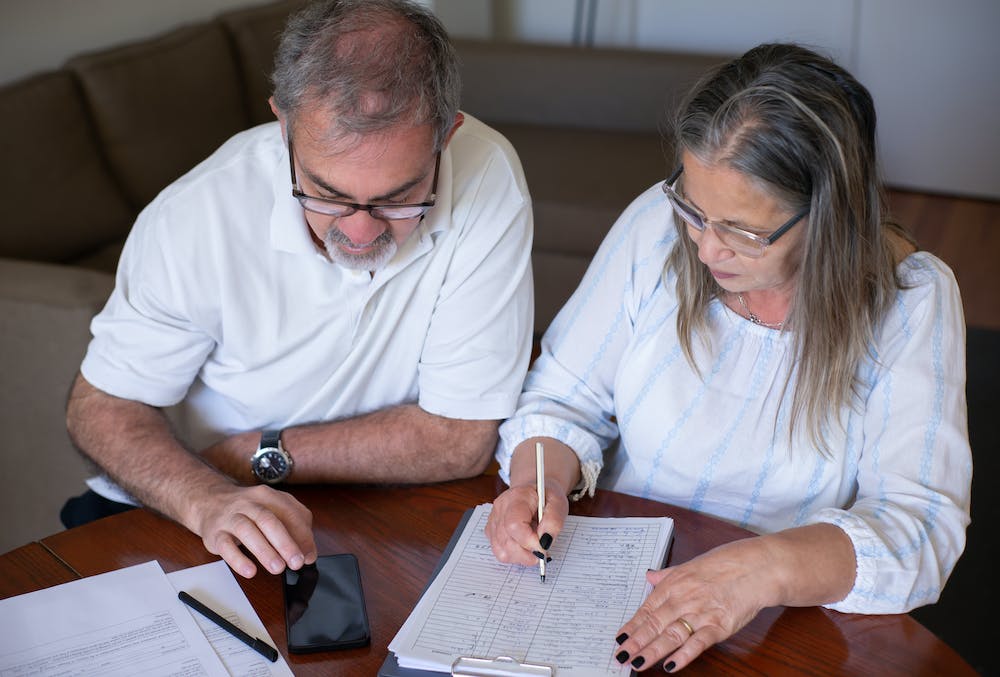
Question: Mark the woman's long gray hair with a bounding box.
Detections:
[271,0,460,150]
[667,43,914,454]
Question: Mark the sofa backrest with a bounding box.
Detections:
[219,0,308,127]
[0,71,134,264]
[453,39,728,333]
[67,23,252,211]
[0,0,307,268]
[454,39,725,134]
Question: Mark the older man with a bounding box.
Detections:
[65,0,533,578]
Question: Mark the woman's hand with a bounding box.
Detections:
[486,437,582,567]
[485,480,570,566]
[613,524,854,672]
[613,538,769,671]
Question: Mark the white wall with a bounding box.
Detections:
[854,0,1000,201]
[2,0,997,199]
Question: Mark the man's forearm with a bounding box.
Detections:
[284,404,498,483]
[65,373,236,530]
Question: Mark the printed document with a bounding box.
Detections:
[168,561,293,677]
[0,560,228,676]
[0,559,291,677]
[388,503,673,676]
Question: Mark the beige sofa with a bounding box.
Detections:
[0,0,309,552]
[0,0,724,552]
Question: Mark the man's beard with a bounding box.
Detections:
[323,227,398,271]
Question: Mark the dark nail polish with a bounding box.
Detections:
[664,660,676,672]
[631,656,646,669]
[546,556,552,562]
[533,550,545,559]
[615,650,629,664]
[539,533,553,549]
[616,633,629,644]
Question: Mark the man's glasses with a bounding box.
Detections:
[662,165,809,258]
[288,138,439,221]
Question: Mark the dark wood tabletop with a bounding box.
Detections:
[4,475,974,676]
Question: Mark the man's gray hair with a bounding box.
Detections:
[271,0,461,150]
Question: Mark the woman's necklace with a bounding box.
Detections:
[736,293,785,330]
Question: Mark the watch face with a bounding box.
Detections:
[253,449,290,483]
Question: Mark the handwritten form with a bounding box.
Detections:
[0,559,291,677]
[389,503,673,676]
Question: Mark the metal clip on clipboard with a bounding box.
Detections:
[451,656,554,676]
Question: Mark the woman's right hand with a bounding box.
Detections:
[485,436,582,566]
[485,480,570,566]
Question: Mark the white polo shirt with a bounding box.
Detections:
[82,115,533,501]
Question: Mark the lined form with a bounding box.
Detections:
[388,503,673,676]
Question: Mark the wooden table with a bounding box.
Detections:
[4,475,974,675]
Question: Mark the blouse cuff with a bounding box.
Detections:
[805,508,880,613]
[496,414,605,493]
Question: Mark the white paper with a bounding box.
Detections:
[389,503,673,677]
[0,560,229,676]
[168,561,293,677]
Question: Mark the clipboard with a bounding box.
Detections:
[451,656,553,676]
[379,506,667,677]
[382,653,553,677]
[378,508,475,677]
[379,510,554,676]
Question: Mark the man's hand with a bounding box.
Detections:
[67,374,316,578]
[191,483,318,578]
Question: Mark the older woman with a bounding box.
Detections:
[486,43,971,672]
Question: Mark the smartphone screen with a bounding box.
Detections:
[282,553,371,653]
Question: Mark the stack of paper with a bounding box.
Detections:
[0,559,292,677]
[388,503,673,677]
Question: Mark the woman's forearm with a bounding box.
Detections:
[754,522,857,608]
[508,436,582,496]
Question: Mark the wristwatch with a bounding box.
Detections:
[251,429,293,484]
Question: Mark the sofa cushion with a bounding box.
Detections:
[491,124,672,334]
[532,250,592,337]
[0,71,134,264]
[68,23,250,209]
[73,239,129,274]
[453,39,727,133]
[220,0,307,127]
[453,41,724,335]
[0,257,115,552]
[496,123,670,256]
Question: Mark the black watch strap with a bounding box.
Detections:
[260,429,281,449]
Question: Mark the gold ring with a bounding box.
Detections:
[677,617,695,637]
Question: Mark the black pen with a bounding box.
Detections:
[178,590,279,663]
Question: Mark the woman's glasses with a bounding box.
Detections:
[662,165,808,258]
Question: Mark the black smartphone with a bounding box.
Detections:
[282,553,371,653]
